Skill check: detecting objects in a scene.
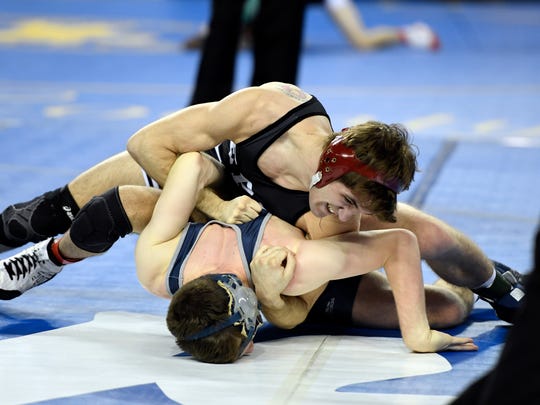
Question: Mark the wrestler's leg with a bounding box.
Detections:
[451,225,540,404]
[360,203,492,286]
[351,271,474,329]
[0,185,159,300]
[68,151,148,208]
[59,185,159,258]
[0,151,145,252]
[360,202,525,323]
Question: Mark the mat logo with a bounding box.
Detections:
[0,311,504,403]
[337,320,507,397]
[0,18,174,51]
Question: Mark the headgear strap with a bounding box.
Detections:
[310,135,404,193]
[182,274,262,360]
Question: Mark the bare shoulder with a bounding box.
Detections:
[230,82,311,105]
[217,84,312,142]
[260,82,312,102]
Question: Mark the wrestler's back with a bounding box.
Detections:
[182,224,246,284]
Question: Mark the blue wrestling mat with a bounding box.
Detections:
[1,1,539,403]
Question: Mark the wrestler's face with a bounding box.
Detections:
[309,180,371,222]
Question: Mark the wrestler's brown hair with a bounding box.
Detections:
[167,276,244,364]
[325,121,418,222]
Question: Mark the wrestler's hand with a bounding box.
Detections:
[218,196,262,224]
[408,330,478,353]
[251,246,296,301]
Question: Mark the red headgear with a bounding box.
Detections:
[310,135,404,193]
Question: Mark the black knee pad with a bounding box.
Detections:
[70,187,133,253]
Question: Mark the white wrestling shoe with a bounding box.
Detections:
[402,22,440,51]
[0,238,63,300]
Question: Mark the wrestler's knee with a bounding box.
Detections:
[350,272,400,328]
[426,284,473,328]
[439,303,468,328]
[70,187,133,253]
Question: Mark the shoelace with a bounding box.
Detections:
[3,251,40,281]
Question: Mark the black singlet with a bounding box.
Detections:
[207,96,331,225]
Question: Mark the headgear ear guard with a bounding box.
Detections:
[182,274,263,359]
[310,135,404,193]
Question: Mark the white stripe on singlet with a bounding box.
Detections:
[141,169,160,189]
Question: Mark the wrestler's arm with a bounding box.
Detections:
[250,246,323,329]
[278,230,477,353]
[259,288,323,330]
[196,188,263,224]
[126,86,281,187]
[135,152,221,292]
[127,82,308,221]
[249,211,361,329]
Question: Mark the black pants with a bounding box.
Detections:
[190,0,306,105]
[451,226,540,404]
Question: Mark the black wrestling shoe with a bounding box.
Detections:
[492,260,528,286]
[0,201,47,253]
[0,188,75,253]
[475,260,527,324]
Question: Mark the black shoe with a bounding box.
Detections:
[0,187,74,253]
[475,260,527,323]
[0,201,47,253]
[492,260,528,286]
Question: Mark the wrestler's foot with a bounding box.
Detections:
[0,197,53,253]
[0,238,63,300]
[492,260,528,285]
[401,22,440,51]
[474,260,526,323]
[0,187,74,253]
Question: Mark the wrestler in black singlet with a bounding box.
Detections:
[206,96,362,325]
[207,96,327,225]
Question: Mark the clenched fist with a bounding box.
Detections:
[251,245,296,299]
[218,195,262,224]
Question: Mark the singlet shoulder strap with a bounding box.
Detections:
[236,95,331,153]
